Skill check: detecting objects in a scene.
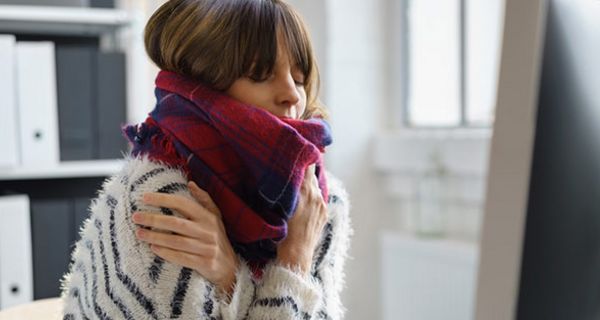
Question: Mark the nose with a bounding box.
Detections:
[274,73,301,109]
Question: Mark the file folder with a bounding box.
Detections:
[56,45,96,161]
[0,195,33,309]
[96,51,127,159]
[0,35,20,169]
[16,41,60,168]
[30,199,71,299]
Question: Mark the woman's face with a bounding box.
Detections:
[226,44,307,120]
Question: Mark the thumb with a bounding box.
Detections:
[188,181,221,218]
[304,164,316,181]
[306,164,319,185]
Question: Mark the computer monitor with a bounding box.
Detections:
[475,0,600,319]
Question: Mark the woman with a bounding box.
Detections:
[60,0,353,319]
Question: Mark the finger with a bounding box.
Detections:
[149,244,207,272]
[188,182,221,218]
[302,164,315,188]
[136,228,214,256]
[305,164,316,177]
[303,164,322,194]
[311,166,321,187]
[132,212,212,241]
[142,192,214,224]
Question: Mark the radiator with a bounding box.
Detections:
[381,232,479,320]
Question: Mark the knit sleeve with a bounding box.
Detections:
[239,173,353,320]
[60,157,257,320]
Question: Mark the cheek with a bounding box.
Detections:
[227,81,260,106]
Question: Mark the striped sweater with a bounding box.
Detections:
[60,154,353,320]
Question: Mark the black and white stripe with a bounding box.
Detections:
[70,287,89,320]
[312,222,334,279]
[85,240,112,320]
[129,167,167,193]
[149,256,165,284]
[93,218,135,320]
[140,180,191,285]
[106,195,159,319]
[169,267,192,318]
[156,182,188,217]
[74,263,91,311]
[128,167,168,213]
[252,296,311,320]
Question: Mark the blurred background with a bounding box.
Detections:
[0,0,505,319]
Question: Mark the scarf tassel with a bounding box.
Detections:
[123,122,189,173]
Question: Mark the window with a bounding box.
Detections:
[400,0,504,128]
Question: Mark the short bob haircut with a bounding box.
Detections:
[144,0,328,119]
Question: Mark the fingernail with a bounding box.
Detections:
[132,212,142,222]
[142,193,152,202]
[136,229,145,238]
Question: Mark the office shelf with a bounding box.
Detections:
[0,5,131,35]
[0,159,125,181]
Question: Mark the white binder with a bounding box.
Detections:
[0,195,33,309]
[0,35,20,169]
[16,41,60,168]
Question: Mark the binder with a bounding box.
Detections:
[56,45,96,161]
[0,195,33,309]
[96,51,127,159]
[0,35,20,169]
[30,199,72,300]
[90,0,114,8]
[15,41,60,168]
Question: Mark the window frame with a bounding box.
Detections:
[394,0,494,130]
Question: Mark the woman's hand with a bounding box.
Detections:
[277,164,329,276]
[132,181,239,297]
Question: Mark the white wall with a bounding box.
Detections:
[325,0,391,319]
[290,0,504,318]
[117,0,165,123]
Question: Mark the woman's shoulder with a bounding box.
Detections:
[92,154,187,196]
[86,154,191,219]
[119,153,188,186]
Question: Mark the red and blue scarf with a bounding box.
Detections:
[122,70,332,273]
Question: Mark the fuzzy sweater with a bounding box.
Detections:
[60,154,353,320]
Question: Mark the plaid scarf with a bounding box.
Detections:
[122,70,332,275]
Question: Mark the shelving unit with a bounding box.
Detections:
[0,3,148,180]
[0,5,130,35]
[0,159,125,181]
[0,3,149,302]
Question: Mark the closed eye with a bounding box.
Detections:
[292,69,306,86]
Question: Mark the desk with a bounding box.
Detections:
[0,297,62,320]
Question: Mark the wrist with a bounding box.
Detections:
[217,257,239,299]
[277,245,313,275]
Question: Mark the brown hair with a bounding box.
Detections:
[144,0,328,119]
